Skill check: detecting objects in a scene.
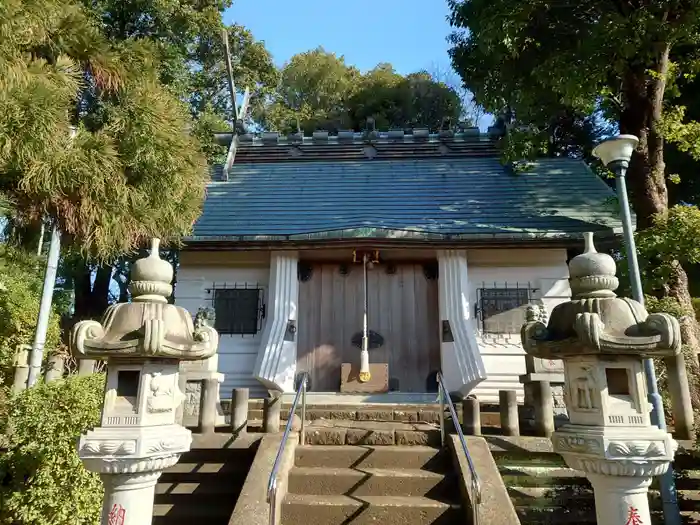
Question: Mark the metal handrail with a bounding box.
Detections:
[437,372,482,525]
[267,373,308,525]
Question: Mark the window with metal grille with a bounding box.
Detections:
[476,286,531,334]
[212,287,265,335]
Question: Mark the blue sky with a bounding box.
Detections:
[223,1,493,129]
[223,0,455,75]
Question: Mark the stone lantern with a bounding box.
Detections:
[71,239,219,525]
[521,232,680,525]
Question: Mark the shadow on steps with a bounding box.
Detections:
[152,434,260,525]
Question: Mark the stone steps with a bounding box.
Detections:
[294,444,451,471]
[151,434,260,525]
[282,444,462,524]
[288,466,457,498]
[282,494,462,525]
[221,399,533,430]
[303,419,443,446]
[488,436,700,525]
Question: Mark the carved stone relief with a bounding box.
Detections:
[554,435,603,455]
[184,381,201,417]
[607,441,666,458]
[572,366,598,410]
[147,372,179,413]
[80,440,137,455]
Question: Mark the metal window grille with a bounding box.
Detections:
[208,283,266,336]
[476,283,531,334]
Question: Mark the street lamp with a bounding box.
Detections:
[593,135,680,525]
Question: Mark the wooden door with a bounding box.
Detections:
[296,262,440,392]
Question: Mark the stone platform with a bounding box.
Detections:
[212,399,554,436]
[303,419,442,446]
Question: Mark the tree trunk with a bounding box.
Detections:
[620,44,700,414]
[72,263,113,321]
[72,265,94,321]
[620,57,668,227]
[92,264,112,314]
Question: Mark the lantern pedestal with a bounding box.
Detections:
[588,474,651,525]
[98,471,162,525]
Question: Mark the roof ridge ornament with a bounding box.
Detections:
[220,127,490,148]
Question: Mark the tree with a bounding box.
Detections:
[348,68,463,131]
[448,0,700,372]
[1,0,208,261]
[260,48,463,134]
[82,0,279,160]
[429,61,485,128]
[3,0,276,323]
[260,47,360,134]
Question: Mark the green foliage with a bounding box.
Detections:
[0,373,105,525]
[447,0,700,125]
[645,295,690,319]
[498,127,548,169]
[260,49,463,134]
[260,47,360,133]
[0,0,210,260]
[636,205,700,291]
[348,70,463,132]
[0,246,63,387]
[191,106,230,164]
[692,297,700,320]
[659,105,700,160]
[188,23,278,123]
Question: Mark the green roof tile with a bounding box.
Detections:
[188,157,623,243]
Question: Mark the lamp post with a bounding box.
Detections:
[593,135,680,525]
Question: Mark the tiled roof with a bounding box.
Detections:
[187,151,623,244]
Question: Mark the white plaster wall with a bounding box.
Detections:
[176,247,572,401]
[466,248,571,403]
[176,262,270,399]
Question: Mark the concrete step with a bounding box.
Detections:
[237,400,510,426]
[515,505,597,524]
[282,494,462,525]
[675,470,700,491]
[288,466,457,499]
[509,484,593,500]
[499,467,589,487]
[152,501,233,522]
[304,419,441,446]
[152,433,259,525]
[517,505,700,525]
[155,480,244,496]
[294,445,449,470]
[158,460,249,485]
